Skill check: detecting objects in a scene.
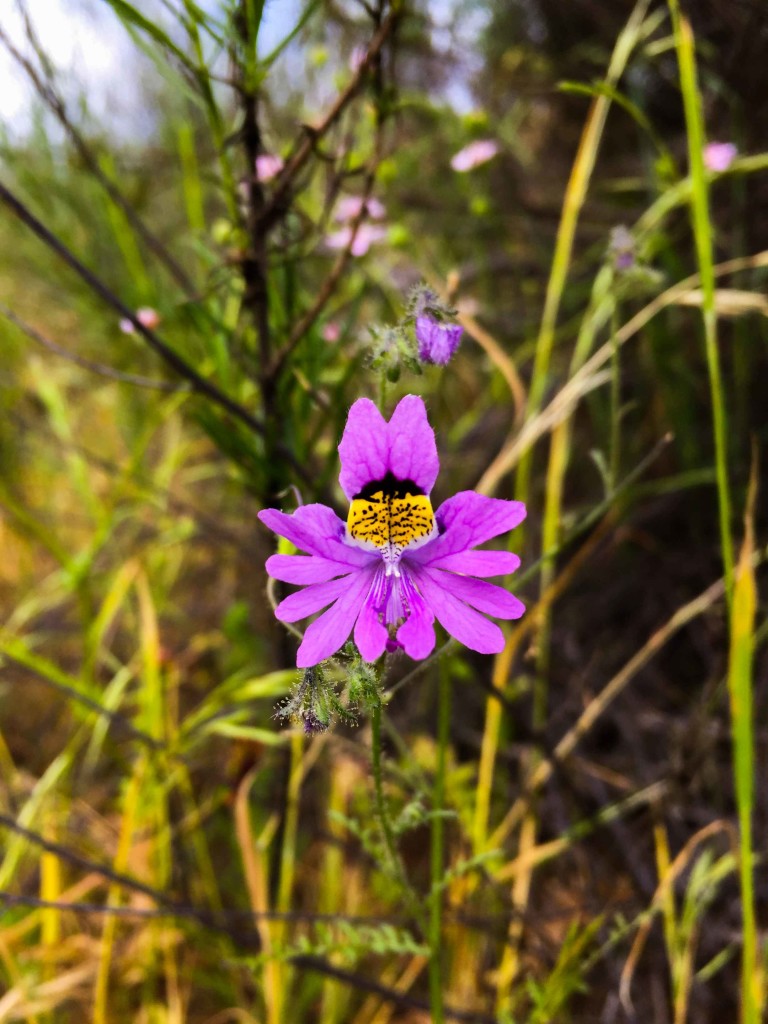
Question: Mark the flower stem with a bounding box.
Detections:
[429,659,450,1023]
[370,699,428,934]
[609,298,621,490]
[370,701,398,868]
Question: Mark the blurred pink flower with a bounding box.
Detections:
[255,153,284,182]
[450,139,499,172]
[325,223,387,257]
[349,45,367,72]
[703,142,737,173]
[322,322,341,343]
[120,307,161,334]
[334,195,386,222]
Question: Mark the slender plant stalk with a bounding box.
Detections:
[272,731,305,1023]
[370,701,398,873]
[609,299,621,489]
[320,767,350,1024]
[370,701,426,933]
[494,8,653,1003]
[93,767,143,1024]
[669,0,734,597]
[727,466,760,1024]
[428,660,450,1024]
[515,0,652,507]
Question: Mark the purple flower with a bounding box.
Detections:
[450,140,499,172]
[258,396,525,667]
[608,225,636,272]
[416,316,463,365]
[703,142,737,173]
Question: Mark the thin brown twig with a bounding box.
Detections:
[267,175,378,378]
[258,7,399,232]
[0,303,186,391]
[266,3,394,377]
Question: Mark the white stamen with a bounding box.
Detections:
[382,543,402,577]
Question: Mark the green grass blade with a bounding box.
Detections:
[668,0,734,595]
[727,467,760,1023]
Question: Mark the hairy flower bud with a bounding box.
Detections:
[415,316,463,366]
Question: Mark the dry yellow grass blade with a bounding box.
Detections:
[92,766,144,1024]
[494,781,668,883]
[0,964,94,1021]
[457,309,527,426]
[352,955,429,1024]
[234,766,281,1020]
[476,367,610,495]
[619,820,738,1015]
[674,288,768,317]
[728,449,761,1022]
[479,248,768,497]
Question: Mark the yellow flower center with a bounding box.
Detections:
[346,473,437,575]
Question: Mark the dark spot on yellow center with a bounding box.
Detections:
[347,471,435,550]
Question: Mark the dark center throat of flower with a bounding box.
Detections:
[352,470,423,502]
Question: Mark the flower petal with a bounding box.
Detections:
[275,575,356,623]
[411,492,526,563]
[258,505,373,566]
[338,395,439,499]
[418,550,520,577]
[414,567,505,654]
[420,567,525,619]
[386,395,439,493]
[396,585,435,659]
[354,589,390,663]
[338,399,390,500]
[416,317,463,366]
[296,568,374,667]
[266,554,359,585]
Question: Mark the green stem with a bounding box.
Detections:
[429,660,450,1024]
[370,701,398,873]
[609,298,621,491]
[669,0,734,602]
[369,701,426,932]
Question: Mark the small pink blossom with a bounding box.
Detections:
[334,195,386,222]
[322,322,341,343]
[450,139,499,172]
[349,45,367,73]
[325,223,387,257]
[703,142,737,173]
[120,307,161,334]
[255,153,284,182]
